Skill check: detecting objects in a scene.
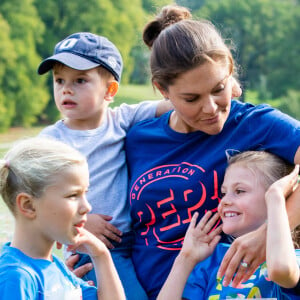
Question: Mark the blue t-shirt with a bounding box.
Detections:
[126,100,300,299]
[0,243,97,299]
[183,243,300,299]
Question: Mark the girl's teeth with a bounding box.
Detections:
[225,212,238,217]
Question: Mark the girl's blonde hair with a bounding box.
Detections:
[228,151,294,189]
[143,4,235,91]
[228,150,300,248]
[0,137,86,215]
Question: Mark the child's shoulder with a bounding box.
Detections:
[0,244,38,288]
[39,120,64,137]
[109,100,159,130]
[110,100,158,116]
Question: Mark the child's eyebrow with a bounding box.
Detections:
[76,72,90,76]
[53,69,62,76]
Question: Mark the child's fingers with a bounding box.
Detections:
[267,164,300,198]
[210,235,222,249]
[65,253,93,278]
[292,164,299,185]
[206,211,221,228]
[65,253,80,270]
[289,165,299,182]
[282,165,299,194]
[197,211,220,234]
[66,228,91,252]
[185,211,199,234]
[208,224,223,239]
[195,210,212,230]
[190,211,199,227]
[73,263,94,278]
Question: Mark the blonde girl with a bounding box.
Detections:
[0,137,125,300]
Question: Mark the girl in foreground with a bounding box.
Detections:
[158,151,300,299]
[0,137,125,299]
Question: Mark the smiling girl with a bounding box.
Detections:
[158,151,300,299]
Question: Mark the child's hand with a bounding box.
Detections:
[67,228,126,299]
[265,165,299,203]
[67,227,109,259]
[180,211,222,264]
[65,253,94,282]
[85,213,123,249]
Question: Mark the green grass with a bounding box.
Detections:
[114,84,162,106]
[0,201,13,249]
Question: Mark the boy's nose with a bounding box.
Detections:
[63,82,74,94]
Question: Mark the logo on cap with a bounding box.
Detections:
[58,38,78,51]
[37,32,123,82]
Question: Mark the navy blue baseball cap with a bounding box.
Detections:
[37,32,123,82]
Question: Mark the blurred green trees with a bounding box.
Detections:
[0,0,298,131]
[197,0,300,101]
[0,0,48,129]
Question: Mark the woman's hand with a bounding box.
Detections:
[217,223,266,287]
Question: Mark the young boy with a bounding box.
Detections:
[0,137,125,300]
[37,32,171,299]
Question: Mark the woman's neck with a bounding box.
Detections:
[169,111,195,133]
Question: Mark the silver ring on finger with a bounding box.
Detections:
[240,261,250,268]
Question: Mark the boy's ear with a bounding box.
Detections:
[104,81,119,101]
[16,193,37,219]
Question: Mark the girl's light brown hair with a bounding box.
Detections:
[228,150,299,248]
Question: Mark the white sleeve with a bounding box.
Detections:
[113,100,160,130]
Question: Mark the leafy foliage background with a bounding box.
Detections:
[0,0,299,131]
